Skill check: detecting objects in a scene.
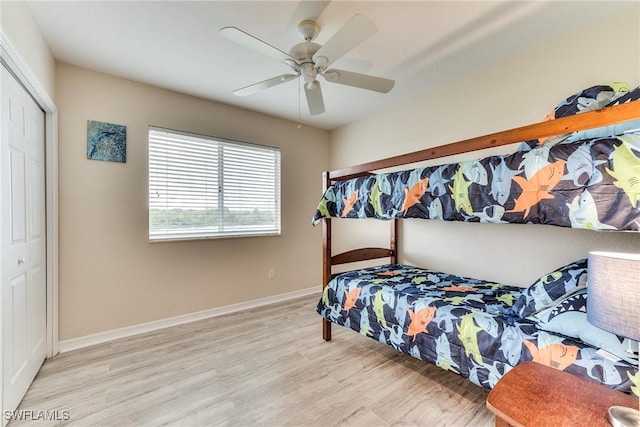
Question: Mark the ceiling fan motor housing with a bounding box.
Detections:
[289,41,323,88]
[289,41,321,62]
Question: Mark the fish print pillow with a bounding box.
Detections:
[533,288,639,364]
[511,259,588,318]
[517,82,630,151]
[602,84,640,107]
[564,85,640,143]
[552,82,629,119]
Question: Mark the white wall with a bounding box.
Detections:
[0,1,55,98]
[329,4,640,287]
[56,64,329,340]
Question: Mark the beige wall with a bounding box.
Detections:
[4,1,639,341]
[329,4,640,287]
[56,63,329,340]
[1,1,55,98]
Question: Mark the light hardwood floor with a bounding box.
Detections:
[10,295,494,426]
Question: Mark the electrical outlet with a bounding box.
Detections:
[268,269,275,279]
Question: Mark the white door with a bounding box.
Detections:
[1,64,47,414]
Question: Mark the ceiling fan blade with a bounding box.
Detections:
[233,74,298,96]
[313,14,377,69]
[304,81,325,115]
[220,27,297,63]
[323,69,395,93]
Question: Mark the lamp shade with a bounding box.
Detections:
[586,251,640,342]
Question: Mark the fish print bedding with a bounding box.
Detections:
[312,133,640,231]
[312,83,640,231]
[316,264,638,395]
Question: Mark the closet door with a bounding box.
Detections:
[1,64,47,414]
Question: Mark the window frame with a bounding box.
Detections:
[148,126,281,241]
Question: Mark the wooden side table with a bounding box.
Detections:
[486,361,639,427]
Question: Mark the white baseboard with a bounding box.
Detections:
[58,286,320,353]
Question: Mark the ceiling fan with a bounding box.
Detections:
[219,14,395,116]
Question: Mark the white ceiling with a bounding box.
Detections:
[27,1,633,130]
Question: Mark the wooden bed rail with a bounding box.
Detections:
[331,247,395,265]
[328,100,640,181]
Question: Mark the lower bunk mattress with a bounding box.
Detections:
[316,264,638,395]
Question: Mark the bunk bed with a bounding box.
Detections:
[312,83,640,395]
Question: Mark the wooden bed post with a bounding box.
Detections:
[390,219,398,264]
[322,171,332,341]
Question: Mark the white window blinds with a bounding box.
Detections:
[149,127,281,240]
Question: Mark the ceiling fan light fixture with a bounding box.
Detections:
[306,80,318,90]
[300,62,317,82]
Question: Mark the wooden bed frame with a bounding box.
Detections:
[320,100,640,341]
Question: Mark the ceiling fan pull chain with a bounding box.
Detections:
[298,78,301,123]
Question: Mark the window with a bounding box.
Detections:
[149,127,281,240]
